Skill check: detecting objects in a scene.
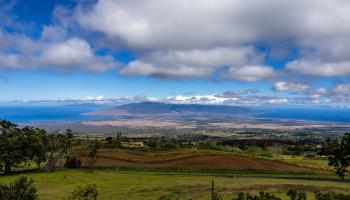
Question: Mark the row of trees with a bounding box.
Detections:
[0,120,101,174]
[0,120,51,173]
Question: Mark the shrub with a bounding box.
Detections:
[0,176,38,200]
[233,192,281,200]
[68,182,99,200]
[314,191,350,200]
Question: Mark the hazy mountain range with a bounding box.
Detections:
[85,102,254,116]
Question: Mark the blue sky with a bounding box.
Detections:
[1,0,350,107]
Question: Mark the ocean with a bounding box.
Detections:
[0,103,350,123]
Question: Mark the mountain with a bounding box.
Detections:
[85,101,254,116]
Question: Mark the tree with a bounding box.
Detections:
[44,130,77,170]
[0,176,38,200]
[22,127,48,168]
[68,182,99,200]
[0,120,26,173]
[327,133,350,178]
[86,140,101,168]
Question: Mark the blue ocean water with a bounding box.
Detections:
[0,103,350,123]
[0,103,106,123]
[256,107,350,123]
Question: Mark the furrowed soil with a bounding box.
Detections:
[81,149,330,173]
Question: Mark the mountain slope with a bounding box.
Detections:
[86,101,253,116]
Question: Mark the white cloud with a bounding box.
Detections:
[225,66,276,82]
[121,47,264,78]
[75,0,350,78]
[287,60,350,76]
[76,0,350,50]
[0,35,119,72]
[40,38,116,72]
[272,81,310,93]
[82,95,105,101]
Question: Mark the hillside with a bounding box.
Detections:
[81,149,330,173]
[85,101,254,116]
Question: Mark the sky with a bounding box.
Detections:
[1,0,350,107]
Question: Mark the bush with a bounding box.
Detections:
[287,189,307,200]
[0,176,38,200]
[314,191,350,200]
[233,192,281,200]
[68,182,99,200]
[64,156,82,168]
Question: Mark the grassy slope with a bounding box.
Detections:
[0,169,349,200]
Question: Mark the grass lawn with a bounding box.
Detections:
[0,169,349,200]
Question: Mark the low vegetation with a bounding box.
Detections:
[1,119,350,199]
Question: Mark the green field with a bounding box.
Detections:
[0,169,349,200]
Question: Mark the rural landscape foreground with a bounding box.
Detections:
[2,0,350,199]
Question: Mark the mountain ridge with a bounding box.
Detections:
[85,101,254,116]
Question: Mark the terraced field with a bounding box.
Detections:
[81,149,332,173]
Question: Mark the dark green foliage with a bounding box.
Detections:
[314,191,350,200]
[0,120,25,173]
[0,120,50,173]
[64,156,82,168]
[287,190,307,200]
[68,182,99,200]
[318,138,340,156]
[327,133,350,178]
[232,192,281,200]
[198,141,229,151]
[87,140,101,158]
[0,177,38,200]
[22,126,48,168]
[86,139,101,168]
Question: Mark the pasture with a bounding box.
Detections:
[0,169,349,200]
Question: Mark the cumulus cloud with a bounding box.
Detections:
[74,0,350,79]
[76,0,350,50]
[121,47,264,78]
[272,81,310,93]
[0,2,119,72]
[0,35,119,72]
[224,66,277,82]
[287,60,350,76]
[40,38,116,72]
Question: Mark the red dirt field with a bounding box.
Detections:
[81,149,330,173]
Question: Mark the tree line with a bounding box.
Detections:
[0,119,101,174]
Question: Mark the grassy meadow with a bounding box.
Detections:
[1,169,349,200]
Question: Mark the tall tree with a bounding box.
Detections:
[86,139,101,168]
[0,120,26,173]
[327,133,350,179]
[22,127,48,168]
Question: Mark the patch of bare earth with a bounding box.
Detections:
[82,150,328,173]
